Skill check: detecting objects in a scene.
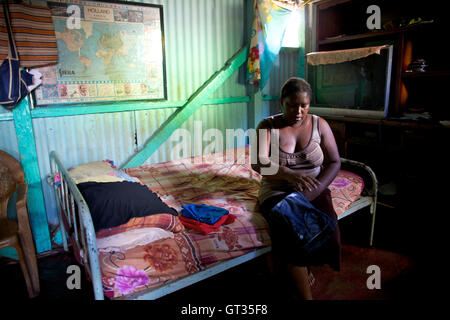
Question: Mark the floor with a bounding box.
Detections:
[0,177,443,305]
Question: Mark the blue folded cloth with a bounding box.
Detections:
[181,204,229,225]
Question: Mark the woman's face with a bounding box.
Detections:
[281,91,310,125]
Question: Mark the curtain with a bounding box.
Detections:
[247,0,303,89]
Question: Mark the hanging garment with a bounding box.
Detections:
[246,0,293,89]
[0,1,58,68]
[0,0,33,110]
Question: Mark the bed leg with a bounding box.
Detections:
[58,211,68,251]
[369,201,377,247]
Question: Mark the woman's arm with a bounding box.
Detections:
[301,117,341,201]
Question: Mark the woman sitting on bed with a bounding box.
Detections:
[252,77,341,300]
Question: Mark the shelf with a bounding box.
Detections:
[323,115,444,129]
[318,22,433,45]
[402,70,450,78]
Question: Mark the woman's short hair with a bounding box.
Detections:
[280,77,312,101]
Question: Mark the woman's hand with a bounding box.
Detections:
[300,187,322,202]
[285,170,321,192]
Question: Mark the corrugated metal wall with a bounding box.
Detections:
[33,112,138,226]
[0,119,20,223]
[149,0,247,101]
[0,119,19,159]
[29,0,248,227]
[262,49,300,116]
[135,102,248,165]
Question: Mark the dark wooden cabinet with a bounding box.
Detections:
[325,116,447,189]
[305,0,450,190]
[309,0,450,119]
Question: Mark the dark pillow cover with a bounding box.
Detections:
[77,181,178,231]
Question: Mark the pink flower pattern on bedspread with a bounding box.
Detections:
[113,266,150,296]
[329,170,364,216]
[331,177,351,188]
[98,147,364,299]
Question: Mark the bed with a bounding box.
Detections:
[48,146,377,300]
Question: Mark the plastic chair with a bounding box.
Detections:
[0,150,40,298]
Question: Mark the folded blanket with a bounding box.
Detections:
[181,204,229,225]
[179,214,236,235]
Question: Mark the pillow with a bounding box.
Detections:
[76,174,124,184]
[96,227,174,253]
[69,160,138,184]
[77,181,178,231]
[329,170,365,217]
[69,161,114,183]
[96,213,185,238]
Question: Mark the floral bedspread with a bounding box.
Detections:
[98,147,363,299]
[99,147,271,299]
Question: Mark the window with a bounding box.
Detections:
[282,10,302,48]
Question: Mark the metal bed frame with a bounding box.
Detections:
[49,151,377,300]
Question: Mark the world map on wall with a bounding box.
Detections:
[35,0,166,106]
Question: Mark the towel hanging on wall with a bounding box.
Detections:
[0,0,58,68]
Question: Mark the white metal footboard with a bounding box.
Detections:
[49,151,104,300]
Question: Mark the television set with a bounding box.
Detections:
[306,45,393,119]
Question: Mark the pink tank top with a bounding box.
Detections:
[258,114,324,204]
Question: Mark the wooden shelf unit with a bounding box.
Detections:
[401,70,450,79]
[317,22,433,46]
[306,0,450,186]
[310,0,450,119]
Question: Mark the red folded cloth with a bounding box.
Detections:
[179,214,236,235]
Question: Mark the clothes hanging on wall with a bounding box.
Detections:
[0,0,58,68]
[0,0,34,109]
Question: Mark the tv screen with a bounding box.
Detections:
[306,45,393,119]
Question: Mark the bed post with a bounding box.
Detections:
[50,151,68,251]
[49,151,104,299]
[369,178,378,247]
[79,207,104,300]
[340,157,378,247]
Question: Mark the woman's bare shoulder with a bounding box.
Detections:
[317,116,332,131]
[257,114,283,129]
